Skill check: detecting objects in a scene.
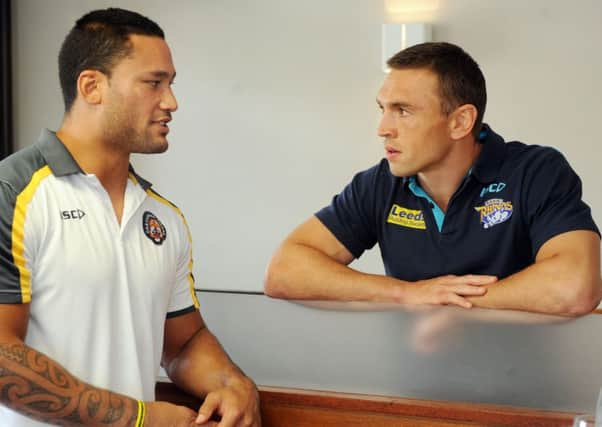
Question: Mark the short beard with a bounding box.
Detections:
[101,108,168,155]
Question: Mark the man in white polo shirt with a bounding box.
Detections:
[0,8,260,427]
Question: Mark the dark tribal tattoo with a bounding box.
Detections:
[0,343,139,426]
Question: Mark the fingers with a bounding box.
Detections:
[217,410,242,427]
[445,293,473,309]
[451,284,488,297]
[195,386,260,427]
[196,393,221,425]
[440,275,494,302]
[447,274,497,285]
[417,274,495,308]
[215,398,254,427]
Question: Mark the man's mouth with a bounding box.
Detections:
[152,117,171,128]
[385,145,400,157]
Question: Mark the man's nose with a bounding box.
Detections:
[378,113,397,138]
[160,87,178,112]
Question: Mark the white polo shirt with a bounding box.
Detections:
[0,129,199,426]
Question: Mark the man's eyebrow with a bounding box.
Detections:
[146,70,177,82]
[390,102,412,109]
[376,98,412,109]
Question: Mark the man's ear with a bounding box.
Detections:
[77,70,105,105]
[448,104,478,140]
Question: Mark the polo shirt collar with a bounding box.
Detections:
[35,129,83,177]
[35,129,154,190]
[470,124,507,183]
[400,124,506,188]
[128,166,153,191]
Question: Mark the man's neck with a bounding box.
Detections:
[417,140,482,212]
[56,122,130,192]
[56,121,130,224]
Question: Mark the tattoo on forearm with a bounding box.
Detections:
[0,343,138,426]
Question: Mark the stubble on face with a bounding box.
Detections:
[98,35,176,156]
[100,88,169,155]
[378,68,453,178]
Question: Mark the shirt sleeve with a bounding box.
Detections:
[315,162,385,259]
[0,181,28,303]
[524,148,600,257]
[166,210,199,317]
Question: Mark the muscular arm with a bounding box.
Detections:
[162,310,260,426]
[265,217,400,301]
[162,311,249,396]
[468,230,602,316]
[0,304,139,426]
[264,216,494,307]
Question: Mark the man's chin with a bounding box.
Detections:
[387,161,414,178]
[136,140,169,154]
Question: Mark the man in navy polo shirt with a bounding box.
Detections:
[264,42,602,316]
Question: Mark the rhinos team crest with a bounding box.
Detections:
[143,211,167,245]
[474,199,513,229]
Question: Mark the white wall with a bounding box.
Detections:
[13,0,602,292]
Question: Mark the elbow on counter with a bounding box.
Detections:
[263,255,292,299]
[561,275,602,317]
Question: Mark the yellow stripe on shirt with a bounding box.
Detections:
[146,189,200,309]
[11,165,52,303]
[128,172,140,186]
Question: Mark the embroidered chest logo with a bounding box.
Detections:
[474,199,513,229]
[142,211,167,245]
[61,209,86,220]
[387,204,426,230]
[480,182,506,198]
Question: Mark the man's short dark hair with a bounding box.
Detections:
[387,42,487,139]
[58,8,165,112]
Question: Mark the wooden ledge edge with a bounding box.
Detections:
[258,386,577,426]
[156,382,577,427]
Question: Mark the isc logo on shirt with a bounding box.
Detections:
[387,204,426,230]
[61,209,86,220]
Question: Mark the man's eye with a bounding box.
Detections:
[147,80,160,87]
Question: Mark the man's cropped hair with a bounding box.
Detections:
[387,42,487,138]
[58,8,164,111]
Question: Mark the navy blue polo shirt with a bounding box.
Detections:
[315,125,599,281]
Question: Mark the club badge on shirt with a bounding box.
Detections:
[143,211,167,245]
[474,199,513,229]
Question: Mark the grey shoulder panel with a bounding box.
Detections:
[0,181,23,303]
[0,144,48,194]
[0,146,50,304]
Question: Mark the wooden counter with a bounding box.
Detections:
[156,382,578,427]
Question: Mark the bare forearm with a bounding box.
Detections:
[468,255,602,316]
[264,243,402,302]
[0,342,138,426]
[164,327,252,398]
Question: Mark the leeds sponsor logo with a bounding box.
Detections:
[474,198,513,229]
[61,209,86,220]
[142,211,167,245]
[387,204,426,230]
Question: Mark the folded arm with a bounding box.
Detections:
[468,230,602,316]
[264,216,494,308]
